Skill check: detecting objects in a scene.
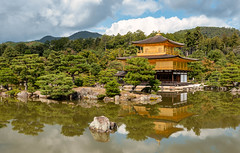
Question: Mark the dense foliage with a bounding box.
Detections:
[105,80,120,97]
[0,27,240,98]
[124,57,156,91]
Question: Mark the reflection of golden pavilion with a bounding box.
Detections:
[153,121,182,138]
[119,93,192,143]
[119,100,192,143]
[133,105,192,122]
[133,104,192,142]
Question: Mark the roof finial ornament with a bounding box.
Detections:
[156,30,161,36]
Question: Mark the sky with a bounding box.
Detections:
[0,0,240,43]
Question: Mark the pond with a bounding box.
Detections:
[0,91,240,153]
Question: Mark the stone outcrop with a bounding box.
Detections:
[33,91,50,98]
[89,116,117,133]
[17,91,29,98]
[75,88,99,100]
[0,92,8,97]
[114,95,120,104]
[230,88,240,95]
[230,88,240,92]
[103,97,114,103]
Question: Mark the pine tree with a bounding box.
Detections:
[98,69,117,85]
[207,71,221,87]
[220,64,240,87]
[11,54,44,90]
[124,57,156,91]
[105,80,120,97]
[36,73,73,99]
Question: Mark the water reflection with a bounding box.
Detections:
[119,92,193,142]
[1,91,240,152]
[0,97,120,136]
[180,91,240,136]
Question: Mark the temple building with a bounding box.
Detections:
[116,32,198,86]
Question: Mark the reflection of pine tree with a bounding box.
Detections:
[98,103,120,121]
[122,114,154,141]
[12,118,44,136]
[61,125,85,137]
[179,91,240,136]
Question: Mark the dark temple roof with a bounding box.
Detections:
[117,54,198,61]
[132,35,184,46]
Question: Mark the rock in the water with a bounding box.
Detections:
[103,97,114,103]
[231,88,238,92]
[89,116,117,133]
[33,91,50,98]
[110,122,117,130]
[17,91,28,98]
[0,92,8,97]
[114,95,120,104]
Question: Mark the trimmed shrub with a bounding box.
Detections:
[105,80,120,97]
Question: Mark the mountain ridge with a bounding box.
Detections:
[37,31,102,43]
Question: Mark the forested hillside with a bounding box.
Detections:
[37,31,102,43]
[0,27,240,99]
[174,27,240,39]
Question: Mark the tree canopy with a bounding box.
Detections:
[0,27,240,96]
[124,57,156,90]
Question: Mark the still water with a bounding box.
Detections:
[0,91,240,153]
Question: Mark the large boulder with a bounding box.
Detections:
[0,92,8,97]
[89,116,117,133]
[17,91,28,98]
[76,88,99,100]
[230,88,238,92]
[78,88,92,98]
[84,95,98,100]
[114,95,120,104]
[33,91,50,98]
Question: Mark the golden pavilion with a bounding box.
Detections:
[116,32,198,86]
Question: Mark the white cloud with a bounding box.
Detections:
[171,125,239,139]
[0,0,122,42]
[117,124,129,135]
[121,0,162,16]
[0,0,238,43]
[105,15,231,35]
[39,0,105,28]
[0,0,164,42]
[0,125,160,153]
